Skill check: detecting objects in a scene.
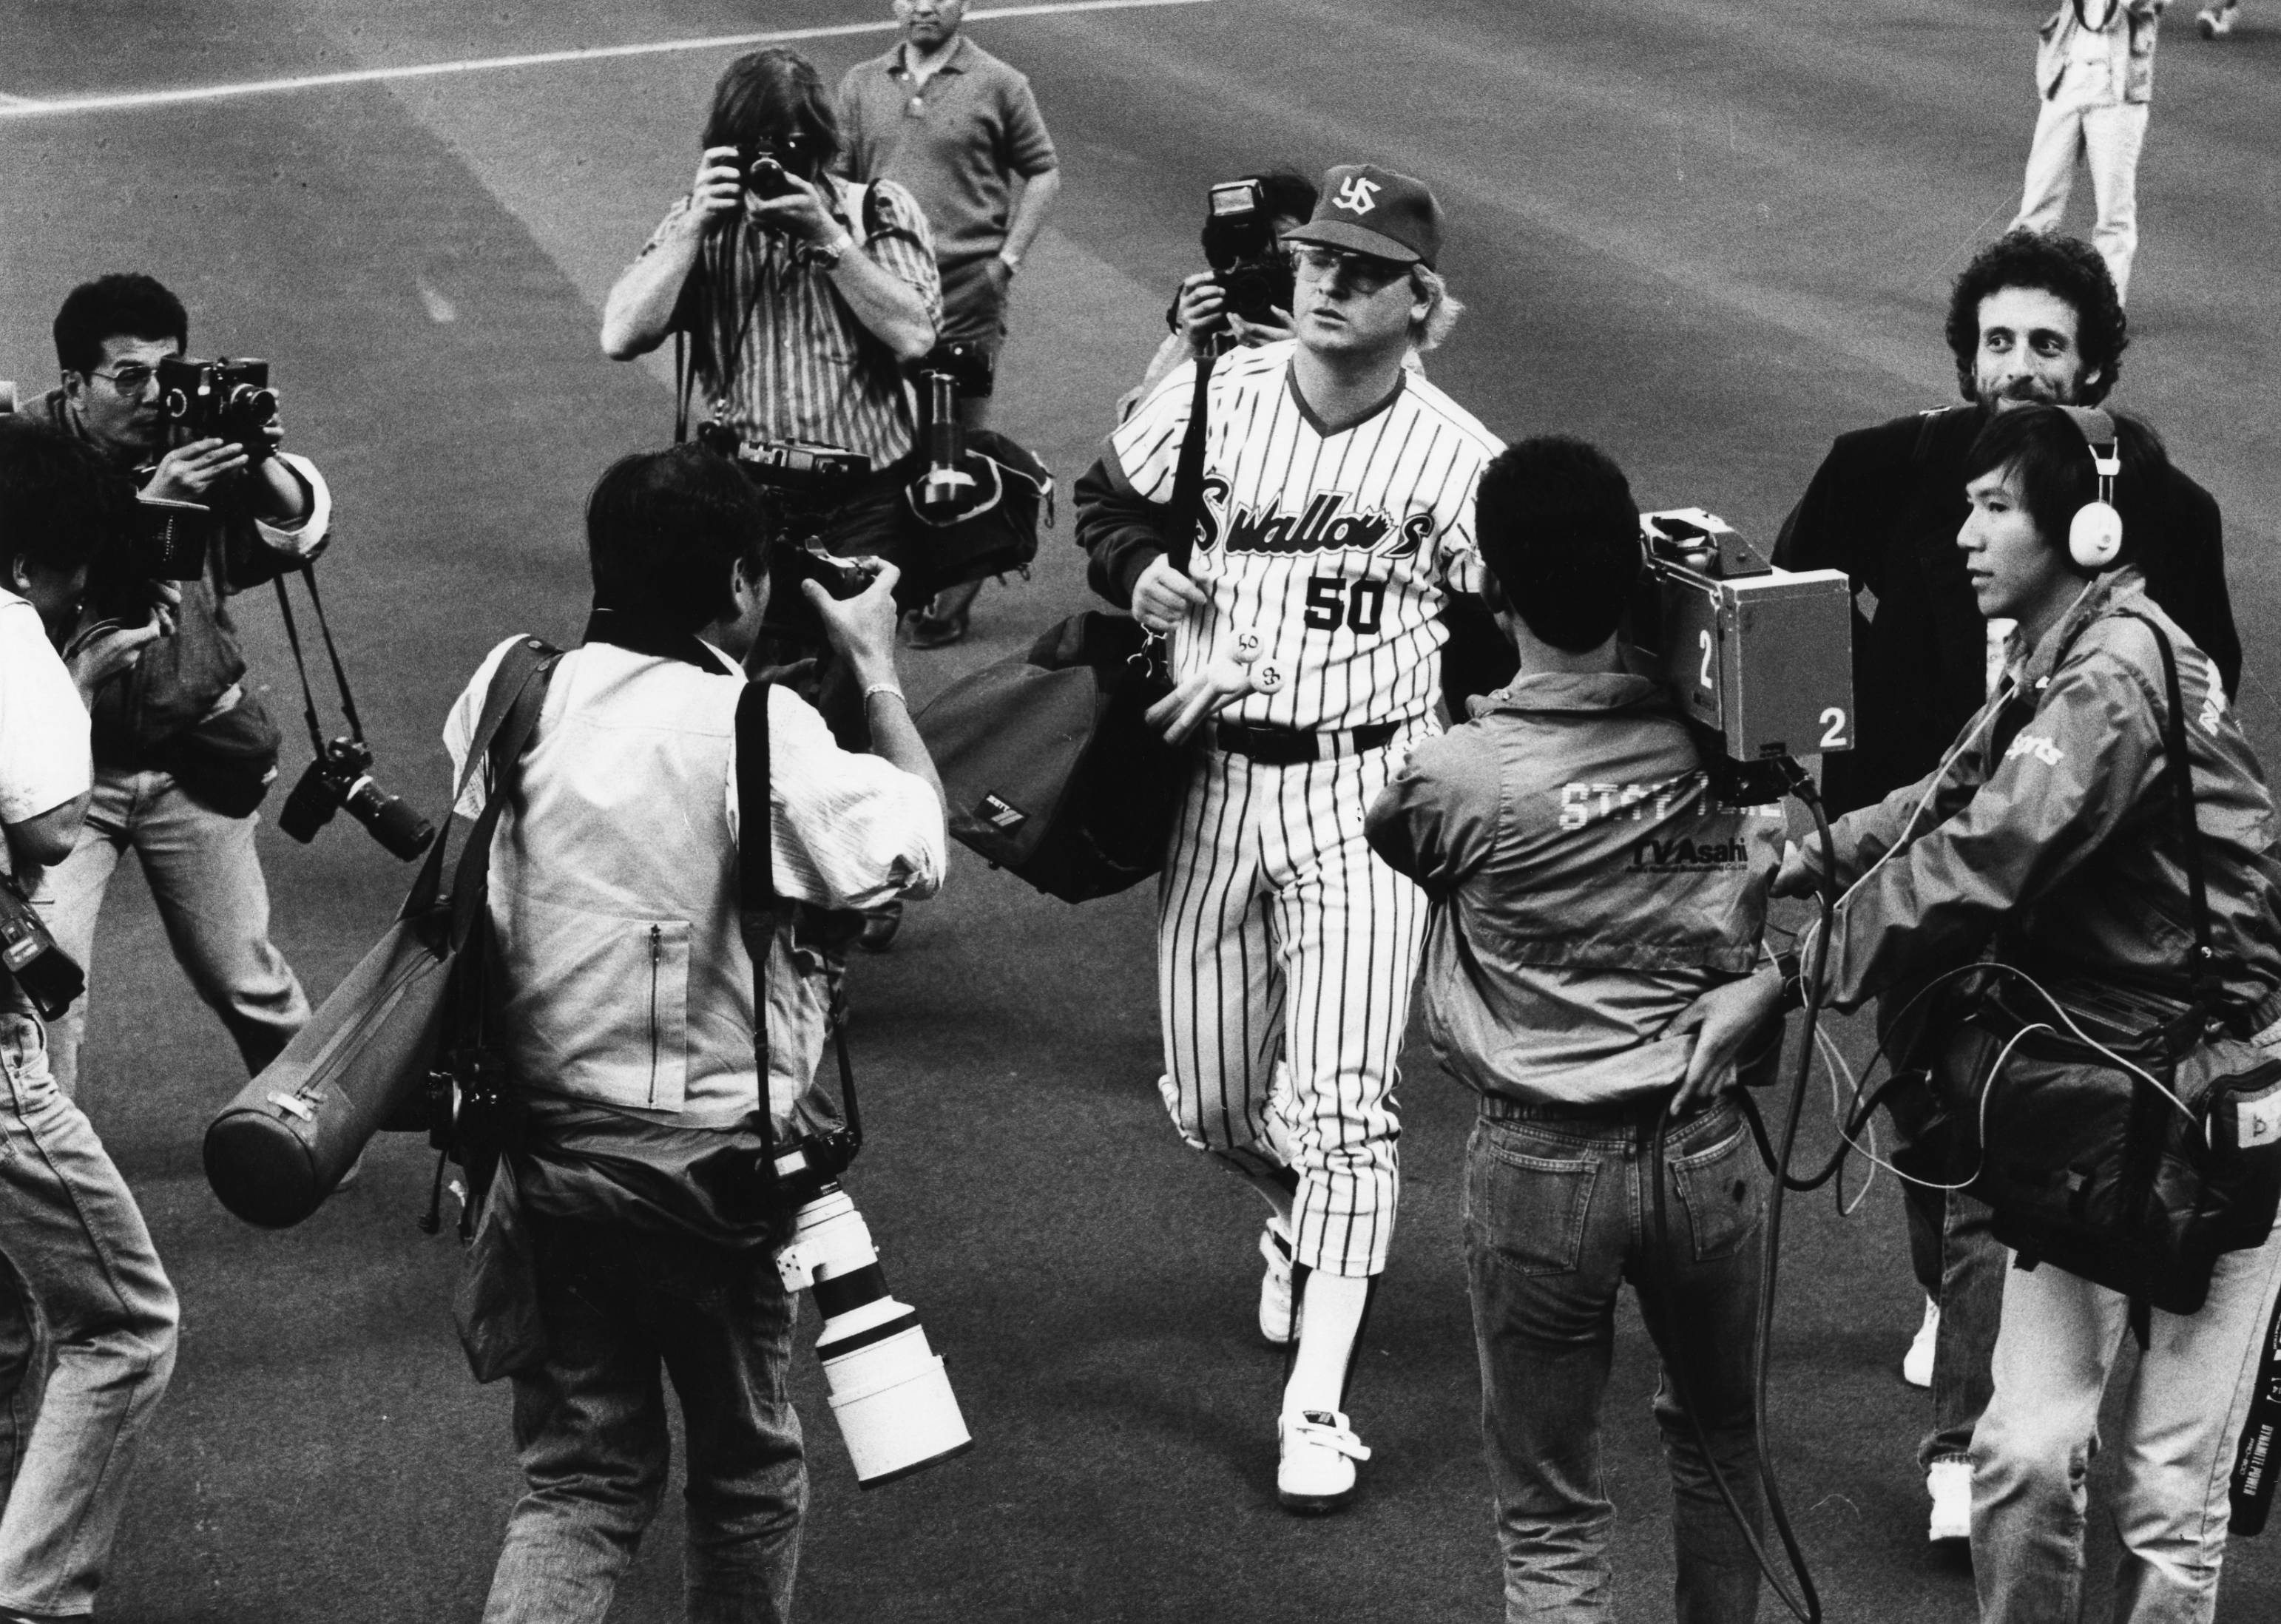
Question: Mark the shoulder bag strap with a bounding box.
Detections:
[402,637,557,926]
[2121,610,2217,1010]
[444,651,562,956]
[735,682,779,1147]
[1165,349,1217,575]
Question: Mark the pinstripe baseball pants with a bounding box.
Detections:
[1155,727,1427,1279]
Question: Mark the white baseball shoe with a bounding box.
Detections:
[1258,1220,1300,1346]
[2200,4,2237,36]
[1903,1296,1938,1389]
[1277,1408,1371,1513]
[1927,1458,1973,1543]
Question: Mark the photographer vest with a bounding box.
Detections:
[477,640,828,1129]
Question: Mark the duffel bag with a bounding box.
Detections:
[1942,975,2281,1316]
[203,637,558,1228]
[915,610,1183,903]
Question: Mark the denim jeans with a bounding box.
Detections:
[483,1217,806,1624]
[1464,1094,1765,1624]
[41,765,309,1101]
[1886,1069,2007,1471]
[0,1014,179,1617]
[1972,1223,2281,1624]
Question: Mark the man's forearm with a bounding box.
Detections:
[1001,167,1060,265]
[249,455,312,525]
[602,226,702,359]
[1072,456,1168,609]
[828,246,935,362]
[862,689,943,810]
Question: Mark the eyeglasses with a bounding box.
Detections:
[87,364,161,396]
[1288,245,1411,295]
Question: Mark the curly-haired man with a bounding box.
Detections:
[1771,226,2238,1546]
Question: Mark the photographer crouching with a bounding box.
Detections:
[447,445,944,1623]
[32,273,332,1102]
[0,419,179,1622]
[1700,404,2281,1621]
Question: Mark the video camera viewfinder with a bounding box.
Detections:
[158,357,279,463]
[1629,507,1853,796]
[1201,178,1296,329]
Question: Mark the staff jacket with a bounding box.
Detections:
[1812,569,2281,1030]
[2036,0,2165,104]
[1774,403,2236,818]
[1366,665,1782,1106]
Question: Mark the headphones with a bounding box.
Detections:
[2057,405,2124,571]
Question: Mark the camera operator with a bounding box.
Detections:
[1770,229,2238,1541]
[447,445,942,1623]
[1118,168,1318,419]
[0,418,180,1622]
[1706,403,2281,1620]
[601,47,939,564]
[1075,164,1498,1512]
[32,272,333,1102]
[1365,437,1783,1624]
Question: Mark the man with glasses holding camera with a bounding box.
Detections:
[31,273,331,1103]
[1075,164,1499,1514]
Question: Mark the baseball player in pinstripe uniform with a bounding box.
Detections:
[1074,166,1501,1512]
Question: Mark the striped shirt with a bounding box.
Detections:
[655,177,942,464]
[1106,341,1502,731]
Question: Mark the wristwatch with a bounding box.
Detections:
[811,230,854,269]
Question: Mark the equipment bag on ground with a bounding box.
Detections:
[203,637,558,1228]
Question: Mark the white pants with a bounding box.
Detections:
[1972,1225,2281,1623]
[1155,732,1426,1279]
[2013,88,2150,302]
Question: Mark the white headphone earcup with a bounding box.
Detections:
[2070,501,2123,570]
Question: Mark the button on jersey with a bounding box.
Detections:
[1108,342,1502,731]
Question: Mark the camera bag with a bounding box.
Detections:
[913,354,1213,902]
[1939,614,2281,1318]
[899,427,1051,594]
[203,637,559,1228]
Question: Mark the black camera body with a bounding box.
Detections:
[1201,178,1296,328]
[278,736,436,862]
[157,357,279,462]
[0,873,84,1021]
[736,1120,862,1226]
[736,137,803,201]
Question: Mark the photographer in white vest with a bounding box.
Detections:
[443,443,943,1624]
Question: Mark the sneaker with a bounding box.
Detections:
[905,606,971,649]
[2200,4,2237,36]
[1258,1220,1300,1346]
[1903,1295,1938,1389]
[857,901,903,954]
[1927,1458,1972,1543]
[1277,1408,1371,1513]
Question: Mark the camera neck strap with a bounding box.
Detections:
[1166,350,1217,576]
[732,680,861,1173]
[271,564,367,755]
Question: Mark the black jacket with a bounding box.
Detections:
[1772,405,2237,818]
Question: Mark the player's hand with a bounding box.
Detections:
[1771,839,1819,899]
[1132,554,1207,636]
[1172,274,1226,351]
[805,558,902,686]
[690,146,745,224]
[1663,966,1786,1108]
[1227,305,1295,347]
[748,169,839,248]
[143,439,247,503]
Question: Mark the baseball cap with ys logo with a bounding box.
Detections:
[1281,164,1443,268]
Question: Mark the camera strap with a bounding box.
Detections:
[271,564,368,755]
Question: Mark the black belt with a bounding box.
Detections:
[1212,719,1401,765]
[1479,1089,1721,1127]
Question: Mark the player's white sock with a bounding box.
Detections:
[1283,1270,1371,1417]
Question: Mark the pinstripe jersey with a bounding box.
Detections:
[1106,341,1501,731]
[656,177,943,464]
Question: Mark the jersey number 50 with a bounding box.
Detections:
[1304,575,1386,635]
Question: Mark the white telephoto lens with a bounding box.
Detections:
[785,1185,973,1487]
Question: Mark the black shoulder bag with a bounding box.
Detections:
[911,353,1214,902]
[1943,613,2281,1319]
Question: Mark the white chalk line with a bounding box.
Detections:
[0,0,1214,120]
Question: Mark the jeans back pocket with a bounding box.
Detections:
[1665,1114,1763,1262]
[1464,1120,1602,1276]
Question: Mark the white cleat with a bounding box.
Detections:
[1277,1408,1371,1513]
[1902,1296,1938,1389]
[1927,1458,1973,1543]
[1258,1221,1300,1346]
